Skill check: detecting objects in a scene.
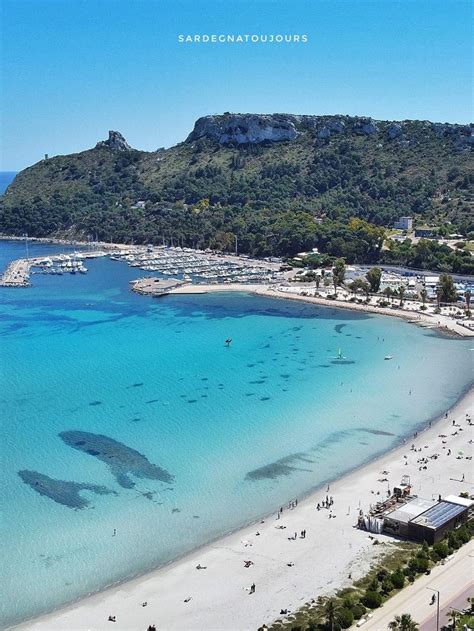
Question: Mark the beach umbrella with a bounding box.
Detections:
[458,450,464,455]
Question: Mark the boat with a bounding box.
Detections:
[384,355,394,360]
[334,348,346,360]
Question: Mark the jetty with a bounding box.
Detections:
[0,252,107,287]
[0,258,33,287]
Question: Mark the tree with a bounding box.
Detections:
[398,285,406,307]
[332,258,346,296]
[366,267,382,293]
[362,591,383,609]
[325,598,338,631]
[438,273,458,303]
[336,607,354,629]
[419,288,428,310]
[465,289,471,315]
[383,287,393,303]
[350,278,370,297]
[388,613,419,630]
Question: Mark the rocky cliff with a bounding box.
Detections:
[187,113,473,148]
[95,130,132,151]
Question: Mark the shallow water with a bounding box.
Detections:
[1,240,472,627]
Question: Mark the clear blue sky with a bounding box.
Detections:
[1,0,472,170]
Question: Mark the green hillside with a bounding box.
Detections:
[1,114,473,270]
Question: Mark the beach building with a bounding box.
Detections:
[383,495,472,544]
[423,275,440,289]
[380,272,406,291]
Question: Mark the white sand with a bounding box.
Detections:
[16,387,473,631]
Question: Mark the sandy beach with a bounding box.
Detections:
[14,383,473,631]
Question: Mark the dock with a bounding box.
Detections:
[0,258,36,287]
[0,252,107,287]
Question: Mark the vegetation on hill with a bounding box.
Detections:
[1,115,473,271]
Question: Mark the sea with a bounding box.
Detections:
[0,171,17,194]
[1,238,473,628]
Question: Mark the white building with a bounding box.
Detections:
[394,216,413,231]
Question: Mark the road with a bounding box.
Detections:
[357,541,473,630]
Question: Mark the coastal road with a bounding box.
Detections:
[357,541,474,630]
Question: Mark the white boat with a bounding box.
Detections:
[384,355,394,360]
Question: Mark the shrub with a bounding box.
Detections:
[362,591,383,609]
[415,557,429,573]
[336,607,354,629]
[381,578,394,594]
[391,571,405,589]
[376,569,389,582]
[351,603,367,620]
[432,541,449,559]
[456,525,471,544]
[448,531,461,550]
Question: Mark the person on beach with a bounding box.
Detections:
[250,583,255,594]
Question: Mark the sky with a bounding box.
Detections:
[1,0,472,170]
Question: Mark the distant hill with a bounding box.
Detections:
[1,114,473,269]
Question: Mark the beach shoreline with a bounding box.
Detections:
[12,383,473,631]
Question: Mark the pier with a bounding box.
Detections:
[0,252,107,287]
[0,257,37,287]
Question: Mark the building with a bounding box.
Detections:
[423,275,440,289]
[415,226,437,238]
[394,216,413,231]
[383,495,472,544]
[384,496,436,539]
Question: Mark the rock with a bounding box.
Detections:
[328,119,345,133]
[317,126,331,139]
[187,114,299,144]
[96,130,131,151]
[387,123,403,140]
[354,118,378,135]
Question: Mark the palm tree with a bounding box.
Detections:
[325,598,337,631]
[447,609,456,630]
[436,287,442,311]
[420,288,428,310]
[388,613,419,630]
[398,285,406,307]
[464,289,471,315]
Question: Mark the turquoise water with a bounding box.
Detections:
[1,240,472,627]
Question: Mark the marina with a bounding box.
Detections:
[0,251,106,287]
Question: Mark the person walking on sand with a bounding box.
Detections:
[250,583,255,594]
